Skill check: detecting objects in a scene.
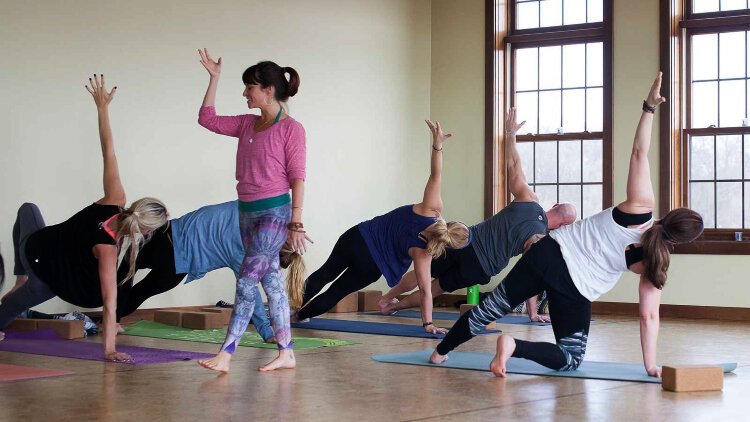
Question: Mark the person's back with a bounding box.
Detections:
[470,201,547,276]
[25,203,120,307]
[171,200,244,282]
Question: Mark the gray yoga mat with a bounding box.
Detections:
[371,349,737,383]
[365,310,549,326]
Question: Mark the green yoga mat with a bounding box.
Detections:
[123,320,358,350]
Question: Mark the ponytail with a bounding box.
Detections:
[283,67,300,98]
[116,197,168,284]
[422,219,470,258]
[641,207,703,289]
[280,244,306,308]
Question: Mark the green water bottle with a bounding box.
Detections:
[467,285,479,305]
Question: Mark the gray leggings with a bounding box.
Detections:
[0,203,56,330]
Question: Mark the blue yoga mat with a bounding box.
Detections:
[292,318,499,339]
[372,349,737,383]
[365,310,549,326]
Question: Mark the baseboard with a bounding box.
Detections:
[593,302,750,322]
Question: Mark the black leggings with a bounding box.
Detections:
[436,236,591,371]
[116,224,187,321]
[297,226,382,320]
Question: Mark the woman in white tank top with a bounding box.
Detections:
[431,72,704,379]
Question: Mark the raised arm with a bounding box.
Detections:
[86,75,125,207]
[415,120,452,215]
[197,48,243,137]
[199,48,222,107]
[506,108,537,202]
[618,72,665,214]
[638,275,662,377]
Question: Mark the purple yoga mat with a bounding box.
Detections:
[0,329,213,365]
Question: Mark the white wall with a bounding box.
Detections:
[431,0,750,307]
[0,0,432,313]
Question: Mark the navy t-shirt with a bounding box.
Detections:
[358,205,437,287]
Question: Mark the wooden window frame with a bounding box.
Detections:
[485,0,613,218]
[660,0,750,254]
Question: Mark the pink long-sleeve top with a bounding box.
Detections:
[198,106,306,202]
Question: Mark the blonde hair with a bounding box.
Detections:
[422,219,470,258]
[279,244,306,308]
[116,197,168,284]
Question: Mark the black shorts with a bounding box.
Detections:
[431,242,491,292]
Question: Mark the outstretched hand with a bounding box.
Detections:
[85,74,116,108]
[505,107,526,135]
[198,48,222,77]
[646,72,666,108]
[425,120,452,148]
[288,230,314,255]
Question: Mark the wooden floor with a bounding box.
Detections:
[0,310,747,421]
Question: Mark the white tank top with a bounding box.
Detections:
[549,207,653,302]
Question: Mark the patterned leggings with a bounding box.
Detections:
[221,202,291,353]
[436,236,591,371]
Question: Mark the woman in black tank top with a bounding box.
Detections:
[0,75,168,363]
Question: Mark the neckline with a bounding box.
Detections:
[101,214,119,241]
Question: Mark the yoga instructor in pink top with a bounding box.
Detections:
[195,49,311,373]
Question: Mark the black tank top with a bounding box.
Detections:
[25,203,121,308]
[612,207,652,268]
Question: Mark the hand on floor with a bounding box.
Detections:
[529,314,550,323]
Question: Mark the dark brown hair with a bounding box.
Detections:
[641,208,703,289]
[242,61,300,102]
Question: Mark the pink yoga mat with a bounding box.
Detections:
[0,329,213,365]
[0,363,74,382]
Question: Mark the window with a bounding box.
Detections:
[486,0,612,219]
[661,0,750,253]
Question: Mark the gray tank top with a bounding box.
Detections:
[470,201,548,276]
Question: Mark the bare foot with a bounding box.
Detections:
[198,351,232,372]
[489,335,516,378]
[378,297,399,315]
[116,323,125,334]
[259,350,296,371]
[0,331,5,341]
[429,350,448,364]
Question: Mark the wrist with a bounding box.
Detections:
[642,100,657,113]
[422,321,433,327]
[432,144,443,151]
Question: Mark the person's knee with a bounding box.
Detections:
[556,331,588,371]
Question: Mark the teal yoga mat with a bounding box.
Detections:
[371,349,737,383]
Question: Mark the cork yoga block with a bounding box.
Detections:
[36,320,85,339]
[358,290,382,312]
[153,310,184,327]
[330,292,359,313]
[459,304,496,330]
[4,319,84,339]
[181,312,225,330]
[200,307,233,325]
[662,365,724,392]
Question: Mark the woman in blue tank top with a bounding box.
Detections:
[295,120,469,334]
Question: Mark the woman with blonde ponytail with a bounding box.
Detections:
[0,75,168,362]
[431,73,703,380]
[295,120,469,334]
